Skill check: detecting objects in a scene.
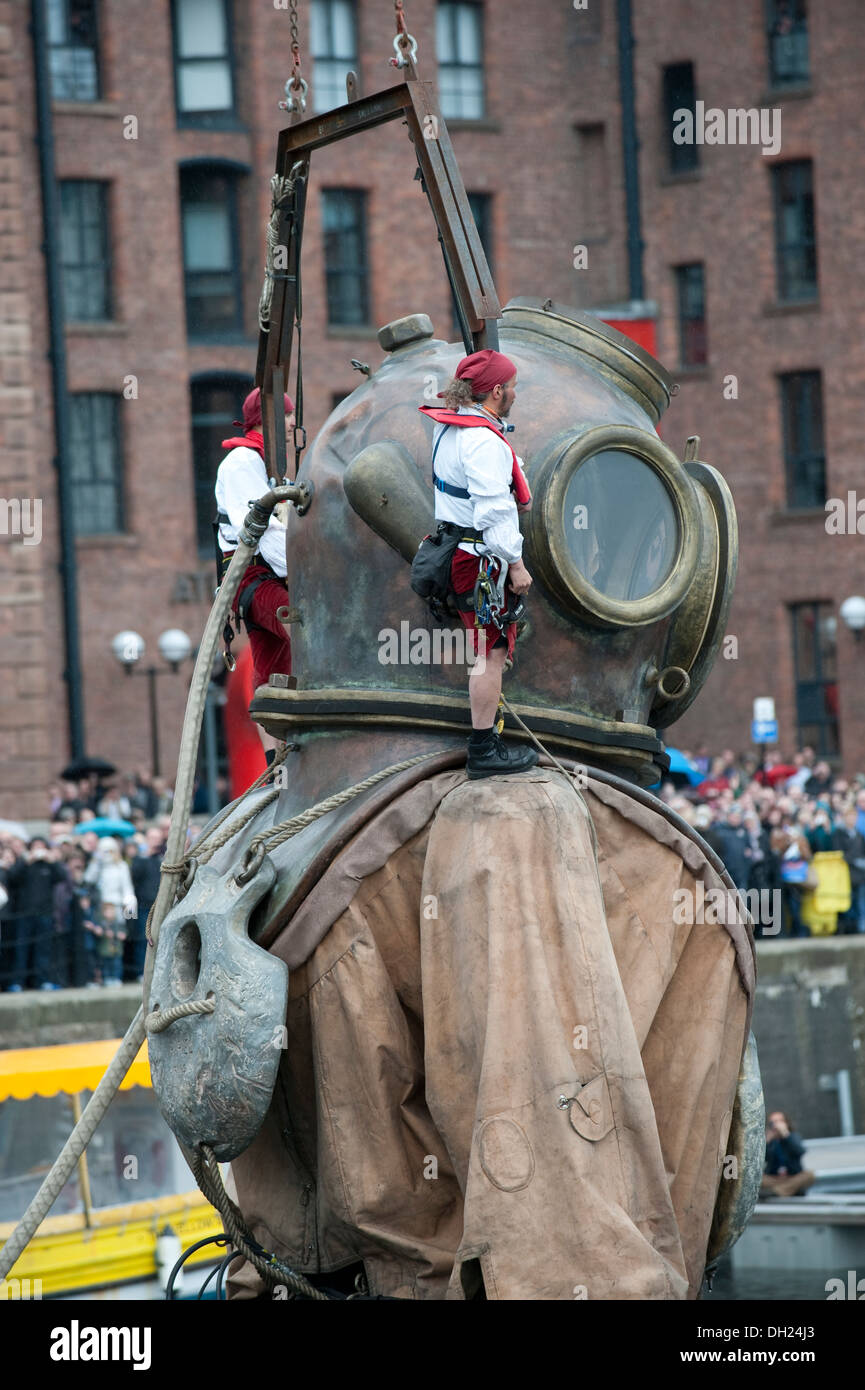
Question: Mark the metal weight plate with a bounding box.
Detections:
[147,857,288,1162]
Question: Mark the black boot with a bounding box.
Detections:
[466,730,540,780]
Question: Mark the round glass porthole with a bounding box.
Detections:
[564,450,679,602]
[523,425,703,629]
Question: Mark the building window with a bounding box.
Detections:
[310,0,357,113]
[791,602,839,757]
[180,164,244,339]
[437,2,484,120]
[59,181,111,322]
[173,0,235,121]
[321,189,369,327]
[46,0,100,101]
[780,370,825,510]
[663,61,698,174]
[190,374,252,553]
[453,191,492,337]
[68,394,124,535]
[772,160,817,302]
[766,0,809,87]
[674,263,707,366]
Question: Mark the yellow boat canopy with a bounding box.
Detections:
[0,1039,151,1102]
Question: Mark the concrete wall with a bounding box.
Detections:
[753,937,865,1138]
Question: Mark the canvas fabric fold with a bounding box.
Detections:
[227,768,752,1301]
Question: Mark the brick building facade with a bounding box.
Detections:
[0,0,862,816]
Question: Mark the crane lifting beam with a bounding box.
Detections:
[256,65,501,484]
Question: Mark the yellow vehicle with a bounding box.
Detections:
[0,1039,222,1298]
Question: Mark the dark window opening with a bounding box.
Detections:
[68,394,124,535]
[180,165,244,339]
[437,1,484,120]
[173,0,236,122]
[766,0,809,86]
[47,0,100,102]
[674,263,707,366]
[791,601,838,757]
[663,61,699,174]
[772,160,817,302]
[321,189,370,327]
[59,180,111,321]
[780,370,825,510]
[310,0,358,113]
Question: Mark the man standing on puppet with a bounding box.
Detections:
[420,349,539,779]
[215,387,294,690]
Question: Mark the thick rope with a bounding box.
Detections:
[1,490,295,1281]
[245,752,440,858]
[258,168,302,332]
[145,998,216,1035]
[158,744,293,889]
[191,1145,328,1300]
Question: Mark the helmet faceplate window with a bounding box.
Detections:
[565,450,678,602]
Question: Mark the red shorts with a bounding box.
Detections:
[450,550,517,662]
[233,563,291,688]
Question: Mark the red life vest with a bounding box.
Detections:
[418,407,532,507]
[221,429,265,458]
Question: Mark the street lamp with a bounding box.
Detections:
[111,628,192,776]
[840,596,865,643]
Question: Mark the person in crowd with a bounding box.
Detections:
[715,806,749,893]
[832,805,865,935]
[760,1110,815,1198]
[52,852,94,989]
[695,755,732,801]
[742,810,777,895]
[128,826,164,982]
[804,760,833,798]
[800,804,834,854]
[98,778,134,821]
[786,747,815,793]
[4,837,68,991]
[83,838,137,929]
[94,901,126,987]
[770,814,813,938]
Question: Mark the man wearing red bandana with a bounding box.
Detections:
[215,388,293,689]
[419,349,539,779]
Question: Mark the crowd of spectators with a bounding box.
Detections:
[2,745,863,990]
[659,744,865,937]
[0,771,187,992]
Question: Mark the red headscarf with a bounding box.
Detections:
[447,349,517,398]
[239,388,294,432]
[222,389,295,458]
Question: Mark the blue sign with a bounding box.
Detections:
[752,719,778,744]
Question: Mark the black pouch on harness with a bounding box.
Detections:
[410,523,463,605]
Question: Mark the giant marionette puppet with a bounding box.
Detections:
[0,5,763,1303]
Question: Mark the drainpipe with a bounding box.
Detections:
[30,0,86,758]
[616,0,645,302]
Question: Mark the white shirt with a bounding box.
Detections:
[214,446,288,578]
[430,406,524,563]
